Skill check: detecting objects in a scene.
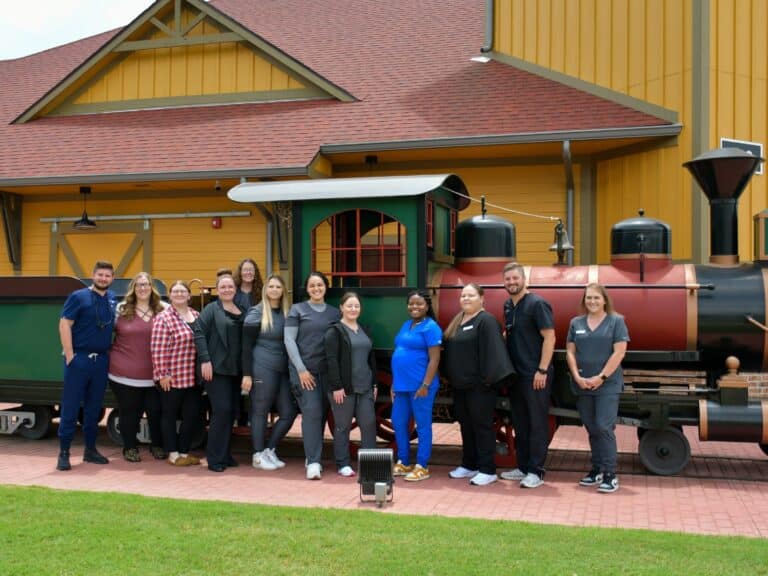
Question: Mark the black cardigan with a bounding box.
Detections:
[194,300,246,376]
[324,322,377,394]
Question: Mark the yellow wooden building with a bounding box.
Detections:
[1,0,759,289]
[489,0,766,263]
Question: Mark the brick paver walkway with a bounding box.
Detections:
[1,420,766,538]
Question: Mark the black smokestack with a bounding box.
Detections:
[683,148,763,264]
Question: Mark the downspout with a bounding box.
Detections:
[480,0,494,52]
[562,140,575,265]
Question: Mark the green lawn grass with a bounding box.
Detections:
[1,485,765,576]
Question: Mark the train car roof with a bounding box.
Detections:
[227,174,470,210]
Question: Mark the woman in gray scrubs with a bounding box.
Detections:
[324,292,377,477]
[285,272,340,480]
[566,283,629,493]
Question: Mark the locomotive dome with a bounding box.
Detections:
[611,210,671,257]
[455,214,516,260]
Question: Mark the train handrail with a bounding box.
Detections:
[745,315,768,332]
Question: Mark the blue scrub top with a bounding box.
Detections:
[391,316,442,392]
[61,287,116,353]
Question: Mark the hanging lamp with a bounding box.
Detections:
[72,186,96,230]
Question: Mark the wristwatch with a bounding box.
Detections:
[599,373,608,382]
[536,367,547,375]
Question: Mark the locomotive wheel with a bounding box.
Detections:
[106,409,124,446]
[16,405,53,440]
[638,426,691,476]
[759,443,768,457]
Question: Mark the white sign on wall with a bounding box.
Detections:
[720,137,764,175]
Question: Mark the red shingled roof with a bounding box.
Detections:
[0,0,672,183]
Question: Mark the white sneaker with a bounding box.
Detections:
[449,466,479,479]
[306,462,322,480]
[338,466,356,477]
[500,468,525,481]
[520,472,544,488]
[265,448,286,469]
[252,451,278,471]
[469,472,498,486]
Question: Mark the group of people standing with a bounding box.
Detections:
[56,259,629,493]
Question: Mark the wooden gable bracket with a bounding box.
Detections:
[0,192,22,271]
[49,221,152,278]
[115,0,241,52]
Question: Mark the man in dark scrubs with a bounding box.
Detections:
[57,261,116,471]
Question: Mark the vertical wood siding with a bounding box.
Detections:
[74,11,304,105]
[710,0,767,261]
[495,0,766,261]
[494,0,699,261]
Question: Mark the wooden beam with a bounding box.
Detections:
[150,17,175,38]
[0,192,22,271]
[175,0,181,33]
[114,33,241,52]
[181,12,206,36]
[115,233,144,277]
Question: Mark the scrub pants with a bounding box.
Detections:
[508,375,551,477]
[392,384,438,468]
[290,365,328,465]
[205,374,241,466]
[249,367,298,452]
[453,385,497,475]
[577,393,620,474]
[59,352,109,451]
[329,388,377,469]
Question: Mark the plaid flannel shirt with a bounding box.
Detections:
[151,306,199,389]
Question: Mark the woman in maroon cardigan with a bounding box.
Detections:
[108,272,167,462]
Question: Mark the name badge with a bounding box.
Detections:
[575,329,586,334]
[462,324,474,331]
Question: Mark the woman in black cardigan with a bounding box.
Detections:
[324,292,377,477]
[443,283,514,486]
[195,273,246,472]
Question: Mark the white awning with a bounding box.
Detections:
[227,174,469,209]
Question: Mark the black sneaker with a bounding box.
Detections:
[597,473,619,493]
[579,468,603,486]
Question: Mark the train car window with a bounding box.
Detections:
[433,204,457,258]
[312,209,406,288]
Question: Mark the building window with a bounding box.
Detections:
[312,209,406,287]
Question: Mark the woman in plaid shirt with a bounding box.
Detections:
[151,280,202,466]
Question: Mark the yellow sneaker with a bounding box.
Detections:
[404,464,430,482]
[393,460,414,477]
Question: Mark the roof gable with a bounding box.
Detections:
[15,0,354,123]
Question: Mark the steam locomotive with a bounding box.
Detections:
[1,148,765,477]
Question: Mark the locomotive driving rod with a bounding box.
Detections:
[434,284,715,290]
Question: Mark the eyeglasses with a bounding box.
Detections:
[135,283,151,288]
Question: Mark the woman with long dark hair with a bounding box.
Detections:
[233,258,263,310]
